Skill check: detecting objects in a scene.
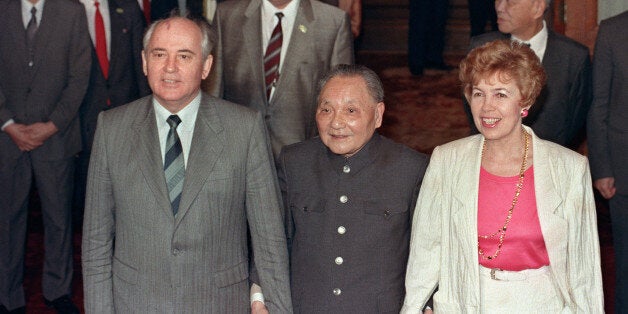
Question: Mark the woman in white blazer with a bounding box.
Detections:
[401,40,604,313]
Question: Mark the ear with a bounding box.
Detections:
[141,50,148,76]
[532,0,547,19]
[374,102,385,128]
[201,55,213,80]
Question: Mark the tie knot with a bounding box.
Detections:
[30,6,36,15]
[94,1,100,8]
[167,115,182,129]
[275,12,284,20]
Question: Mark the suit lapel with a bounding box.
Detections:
[243,0,265,104]
[7,0,32,72]
[540,32,560,70]
[175,95,225,225]
[133,98,174,218]
[272,0,314,104]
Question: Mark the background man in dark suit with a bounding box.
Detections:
[587,10,628,313]
[278,64,429,312]
[0,0,91,312]
[209,0,354,161]
[82,15,292,313]
[75,0,150,216]
[467,0,591,149]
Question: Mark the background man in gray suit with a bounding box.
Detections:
[0,0,91,312]
[587,10,628,313]
[81,15,292,313]
[278,65,429,312]
[466,0,592,149]
[209,0,354,161]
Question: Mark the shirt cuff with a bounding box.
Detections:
[250,283,265,305]
[1,119,15,131]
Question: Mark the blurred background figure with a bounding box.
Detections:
[320,0,362,38]
[407,0,451,75]
[468,0,497,37]
[587,10,628,314]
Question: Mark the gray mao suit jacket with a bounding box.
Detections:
[82,93,292,313]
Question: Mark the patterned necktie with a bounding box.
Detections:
[164,115,185,215]
[263,12,283,101]
[26,7,38,47]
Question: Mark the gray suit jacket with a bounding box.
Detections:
[0,0,91,161]
[82,93,292,313]
[587,11,628,194]
[209,0,354,159]
[469,30,592,149]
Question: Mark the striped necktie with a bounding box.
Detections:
[26,7,38,47]
[164,115,185,215]
[263,12,284,101]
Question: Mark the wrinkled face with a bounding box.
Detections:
[142,18,212,113]
[469,72,528,143]
[495,0,543,38]
[316,76,384,158]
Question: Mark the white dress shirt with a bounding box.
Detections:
[153,93,201,168]
[79,0,111,59]
[261,0,299,99]
[512,20,548,62]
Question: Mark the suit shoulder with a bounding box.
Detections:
[51,0,86,12]
[207,94,260,120]
[538,137,587,163]
[311,0,348,19]
[378,135,428,164]
[548,31,590,56]
[470,32,508,49]
[599,11,628,31]
[281,137,323,160]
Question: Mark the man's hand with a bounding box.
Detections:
[594,177,616,199]
[4,123,39,151]
[25,121,58,145]
[251,301,268,314]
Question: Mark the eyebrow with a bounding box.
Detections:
[149,48,196,55]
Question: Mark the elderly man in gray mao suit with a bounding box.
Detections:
[587,10,628,313]
[81,15,292,313]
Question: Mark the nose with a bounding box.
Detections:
[495,0,505,12]
[165,56,177,73]
[481,95,496,112]
[331,112,345,129]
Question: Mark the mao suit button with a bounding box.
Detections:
[339,195,348,203]
[333,288,341,296]
[172,248,180,256]
[337,226,346,234]
[28,61,34,67]
[384,210,391,218]
[342,165,350,173]
[335,257,343,265]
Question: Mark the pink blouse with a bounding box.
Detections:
[477,166,550,271]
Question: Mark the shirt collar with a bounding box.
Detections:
[512,21,548,61]
[152,92,202,132]
[261,0,299,23]
[22,0,45,20]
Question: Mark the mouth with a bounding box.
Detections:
[481,117,500,127]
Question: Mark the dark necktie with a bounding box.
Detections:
[26,7,38,46]
[142,0,150,24]
[164,115,185,215]
[263,12,283,101]
[95,1,109,79]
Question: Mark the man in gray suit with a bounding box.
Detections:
[466,0,592,149]
[587,10,628,313]
[278,65,429,312]
[209,0,354,161]
[81,15,292,313]
[0,0,91,312]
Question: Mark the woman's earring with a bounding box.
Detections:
[521,109,529,118]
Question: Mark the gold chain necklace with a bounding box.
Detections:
[478,129,530,260]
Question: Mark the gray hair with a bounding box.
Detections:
[318,64,384,103]
[143,11,215,60]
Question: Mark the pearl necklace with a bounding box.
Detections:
[478,129,530,260]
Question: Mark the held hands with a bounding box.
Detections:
[251,301,269,314]
[5,121,58,151]
[594,177,616,199]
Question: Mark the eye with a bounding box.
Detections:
[347,107,357,113]
[496,92,508,98]
[178,54,192,60]
[152,51,166,58]
[318,107,330,113]
[472,91,483,98]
